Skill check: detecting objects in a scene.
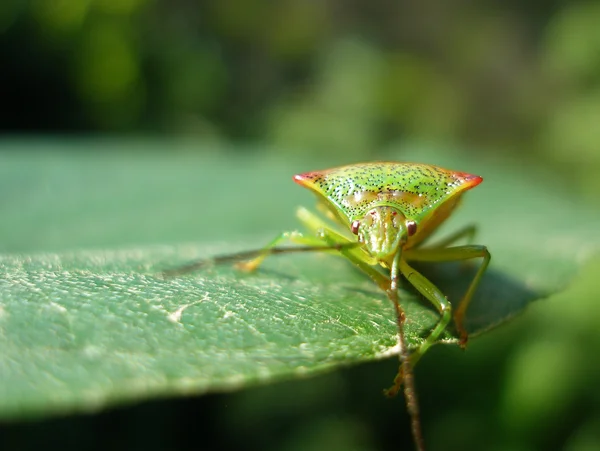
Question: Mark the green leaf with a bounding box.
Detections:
[1,139,598,420]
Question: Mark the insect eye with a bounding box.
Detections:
[406,220,417,236]
[351,220,360,235]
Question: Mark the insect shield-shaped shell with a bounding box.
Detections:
[294,162,483,257]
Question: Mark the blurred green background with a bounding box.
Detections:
[1,0,600,195]
[2,1,600,450]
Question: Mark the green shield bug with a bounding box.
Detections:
[164,162,491,451]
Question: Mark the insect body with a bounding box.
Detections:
[165,162,491,451]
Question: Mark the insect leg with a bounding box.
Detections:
[316,228,389,292]
[162,207,363,277]
[238,205,366,272]
[379,257,452,401]
[235,231,306,271]
[316,231,424,450]
[295,206,350,240]
[295,207,381,274]
[388,253,426,451]
[424,224,477,249]
[161,232,359,277]
[404,245,491,346]
[399,259,453,368]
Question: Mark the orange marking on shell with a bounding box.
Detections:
[383,190,429,209]
[294,164,483,226]
[343,190,378,207]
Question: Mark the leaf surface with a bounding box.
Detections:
[1,139,598,419]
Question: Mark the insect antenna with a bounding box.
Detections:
[161,242,361,278]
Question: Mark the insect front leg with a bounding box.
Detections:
[380,257,453,397]
[404,245,491,346]
[235,206,369,272]
[295,207,387,288]
[161,230,352,277]
[382,253,426,451]
[316,228,389,292]
[235,231,306,271]
[400,259,453,364]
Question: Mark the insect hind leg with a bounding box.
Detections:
[404,244,491,347]
[424,224,477,249]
